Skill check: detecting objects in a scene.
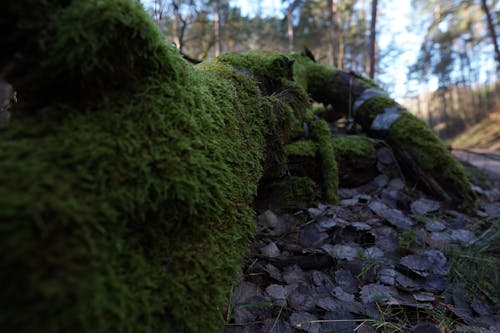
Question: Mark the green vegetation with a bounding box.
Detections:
[285,140,317,157]
[447,227,500,304]
[389,112,475,211]
[311,120,339,203]
[0,1,484,332]
[0,1,313,332]
[332,135,376,162]
[352,93,475,211]
[265,176,317,207]
[291,54,338,102]
[354,96,399,131]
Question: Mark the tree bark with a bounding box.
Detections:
[368,0,378,79]
[328,0,341,67]
[214,0,222,56]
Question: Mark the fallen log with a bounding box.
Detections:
[292,54,476,211]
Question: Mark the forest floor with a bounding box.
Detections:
[223,141,500,333]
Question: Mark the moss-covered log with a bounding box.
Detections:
[292,55,476,211]
[0,1,313,332]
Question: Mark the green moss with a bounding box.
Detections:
[354,96,398,131]
[285,140,317,157]
[388,112,476,211]
[215,51,295,95]
[291,54,338,103]
[332,135,376,161]
[353,91,475,210]
[258,176,317,208]
[207,51,310,179]
[0,1,311,332]
[355,75,379,89]
[331,135,377,187]
[310,120,339,203]
[284,176,317,205]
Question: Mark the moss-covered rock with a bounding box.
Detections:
[0,1,312,332]
[332,135,377,186]
[388,112,476,210]
[354,95,475,210]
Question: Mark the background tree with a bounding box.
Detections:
[480,0,500,70]
[368,0,378,79]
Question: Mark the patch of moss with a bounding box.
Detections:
[388,112,476,211]
[285,140,317,157]
[310,120,339,203]
[332,135,377,186]
[211,52,310,179]
[0,1,311,332]
[354,96,399,131]
[216,51,295,95]
[332,135,376,161]
[291,54,338,103]
[284,176,317,205]
[257,176,317,208]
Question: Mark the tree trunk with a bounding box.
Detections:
[368,0,378,79]
[287,5,295,52]
[214,0,222,56]
[328,0,341,67]
[480,0,500,71]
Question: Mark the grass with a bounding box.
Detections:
[446,226,500,304]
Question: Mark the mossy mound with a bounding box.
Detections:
[388,112,476,210]
[292,54,338,106]
[332,135,377,186]
[0,1,312,332]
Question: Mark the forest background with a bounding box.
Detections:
[141,0,499,144]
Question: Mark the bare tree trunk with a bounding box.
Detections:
[328,0,340,67]
[480,0,500,71]
[286,0,301,53]
[214,0,222,56]
[287,6,295,52]
[154,0,167,35]
[368,0,378,79]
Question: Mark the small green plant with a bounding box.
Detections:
[398,230,418,249]
[356,251,377,281]
[446,227,500,303]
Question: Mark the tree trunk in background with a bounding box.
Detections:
[154,0,166,34]
[480,0,500,71]
[287,5,295,52]
[214,0,222,56]
[368,0,378,79]
[171,1,184,51]
[328,0,341,67]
